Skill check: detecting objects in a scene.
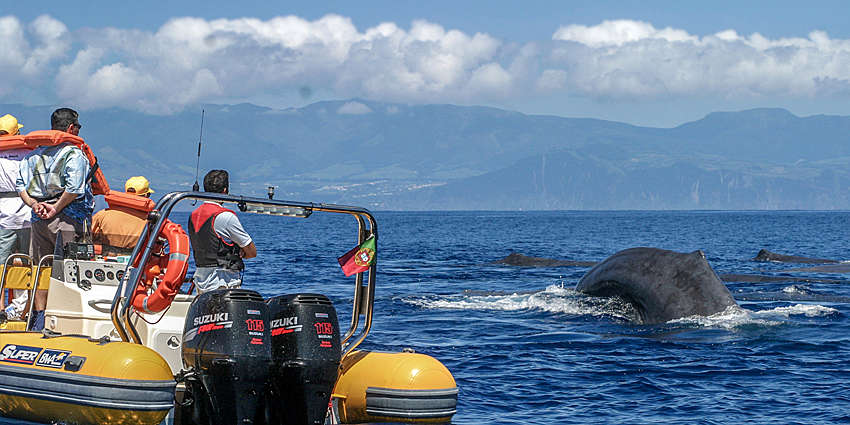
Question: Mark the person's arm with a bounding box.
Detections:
[241,242,257,259]
[215,212,256,259]
[16,155,44,216]
[18,190,45,217]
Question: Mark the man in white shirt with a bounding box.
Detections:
[188,170,256,293]
[0,114,31,321]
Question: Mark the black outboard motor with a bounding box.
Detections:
[181,289,272,425]
[266,293,341,425]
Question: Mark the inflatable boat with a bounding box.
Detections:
[0,184,457,424]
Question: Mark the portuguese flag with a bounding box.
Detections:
[338,236,376,276]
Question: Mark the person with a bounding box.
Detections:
[16,108,93,330]
[188,170,256,293]
[0,114,31,322]
[91,176,154,254]
[0,114,24,136]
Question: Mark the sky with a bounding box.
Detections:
[4,0,850,127]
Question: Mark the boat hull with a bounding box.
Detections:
[332,350,458,424]
[0,332,175,425]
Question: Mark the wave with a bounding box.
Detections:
[404,285,839,328]
[402,283,638,321]
[669,304,838,328]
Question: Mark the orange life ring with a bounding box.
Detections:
[130,220,190,314]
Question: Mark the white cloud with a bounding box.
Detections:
[337,101,372,115]
[0,15,68,97]
[467,63,512,95]
[550,20,850,99]
[536,69,568,91]
[3,15,850,112]
[553,20,696,47]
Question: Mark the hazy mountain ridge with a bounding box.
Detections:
[2,101,849,210]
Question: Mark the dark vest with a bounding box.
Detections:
[188,203,245,271]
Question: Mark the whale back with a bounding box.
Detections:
[576,247,737,324]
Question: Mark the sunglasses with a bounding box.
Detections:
[75,122,82,130]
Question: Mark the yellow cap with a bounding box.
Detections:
[0,114,24,135]
[125,176,155,196]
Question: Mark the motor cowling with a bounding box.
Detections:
[181,289,272,425]
[266,293,341,425]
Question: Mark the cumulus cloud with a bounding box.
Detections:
[550,20,850,99]
[3,15,850,112]
[0,15,69,97]
[337,101,372,114]
[553,19,696,47]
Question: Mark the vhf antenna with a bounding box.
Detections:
[192,109,204,192]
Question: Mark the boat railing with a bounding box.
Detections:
[0,253,32,294]
[0,253,56,331]
[109,191,378,355]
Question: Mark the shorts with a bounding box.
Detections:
[30,214,85,263]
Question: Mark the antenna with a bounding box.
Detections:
[192,109,204,192]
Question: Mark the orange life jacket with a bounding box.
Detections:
[104,190,155,212]
[0,130,110,195]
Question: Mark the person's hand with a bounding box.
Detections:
[39,203,57,219]
[31,202,47,218]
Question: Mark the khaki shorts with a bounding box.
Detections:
[30,214,85,264]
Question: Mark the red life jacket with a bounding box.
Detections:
[188,203,244,271]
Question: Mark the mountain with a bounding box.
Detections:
[2,101,850,210]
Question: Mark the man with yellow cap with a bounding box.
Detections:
[0,114,31,322]
[91,176,154,254]
[0,114,24,136]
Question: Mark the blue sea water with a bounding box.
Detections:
[5,210,850,424]
[245,210,850,424]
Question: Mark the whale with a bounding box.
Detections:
[575,247,738,324]
[493,251,841,284]
[752,249,837,264]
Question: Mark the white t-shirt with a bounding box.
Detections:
[0,149,31,229]
[210,207,252,248]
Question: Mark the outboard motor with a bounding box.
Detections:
[266,293,341,425]
[180,289,272,425]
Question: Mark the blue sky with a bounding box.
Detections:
[5,0,850,127]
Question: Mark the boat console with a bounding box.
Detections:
[45,250,194,374]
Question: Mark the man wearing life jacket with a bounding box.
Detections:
[92,176,154,255]
[0,114,32,323]
[188,170,256,293]
[15,108,93,330]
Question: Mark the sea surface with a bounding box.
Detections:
[6,210,850,424]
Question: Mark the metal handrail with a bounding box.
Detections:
[341,214,367,345]
[109,191,378,351]
[26,255,53,331]
[0,253,32,294]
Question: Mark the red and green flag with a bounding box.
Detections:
[338,236,376,276]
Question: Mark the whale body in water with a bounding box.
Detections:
[576,247,738,324]
[752,249,837,264]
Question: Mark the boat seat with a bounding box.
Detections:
[0,265,51,331]
[0,320,27,331]
[0,265,51,290]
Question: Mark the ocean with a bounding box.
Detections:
[244,210,850,424]
[5,210,850,424]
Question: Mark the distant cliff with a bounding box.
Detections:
[3,101,849,210]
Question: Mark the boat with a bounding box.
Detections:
[0,132,458,424]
